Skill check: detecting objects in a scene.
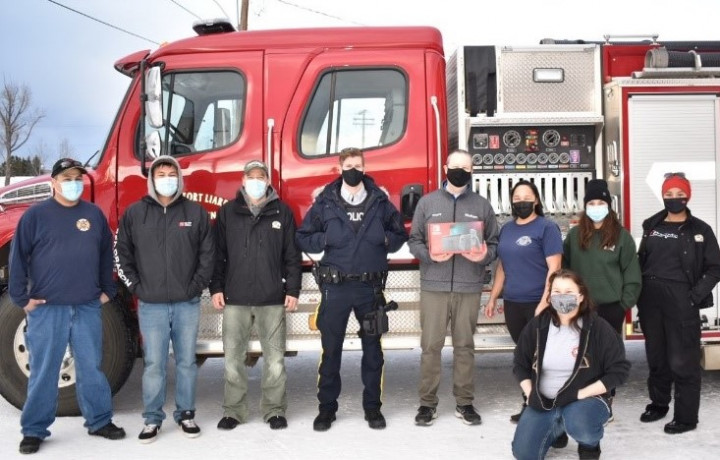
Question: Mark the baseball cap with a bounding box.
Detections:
[51,158,87,178]
[244,159,268,176]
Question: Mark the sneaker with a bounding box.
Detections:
[89,422,126,440]
[19,436,42,454]
[364,409,386,430]
[217,416,241,430]
[551,432,569,449]
[138,424,160,444]
[578,443,601,459]
[415,406,438,426]
[640,404,669,423]
[510,402,526,423]
[664,419,697,434]
[454,405,482,425]
[178,419,201,438]
[267,415,288,430]
[313,411,336,432]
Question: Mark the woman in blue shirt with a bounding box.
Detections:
[485,180,563,421]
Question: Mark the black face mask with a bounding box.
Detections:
[512,201,535,219]
[664,198,688,214]
[342,168,364,187]
[446,168,471,187]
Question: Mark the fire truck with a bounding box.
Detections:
[1,22,720,415]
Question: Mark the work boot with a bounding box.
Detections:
[604,396,614,426]
[664,419,697,434]
[364,409,386,429]
[313,411,336,431]
[267,416,288,430]
[415,406,438,426]
[510,402,527,423]
[217,416,241,430]
[640,404,669,423]
[578,443,601,459]
[19,436,42,455]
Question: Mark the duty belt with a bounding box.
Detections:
[315,266,387,284]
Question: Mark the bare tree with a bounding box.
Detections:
[1,79,44,185]
[57,137,75,159]
[30,139,51,175]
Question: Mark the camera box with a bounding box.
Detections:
[428,221,484,255]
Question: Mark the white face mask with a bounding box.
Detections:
[585,204,609,223]
[155,176,178,198]
[245,178,267,199]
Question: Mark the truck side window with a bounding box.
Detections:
[300,69,407,157]
[138,70,245,158]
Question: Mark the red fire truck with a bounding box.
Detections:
[1,22,719,415]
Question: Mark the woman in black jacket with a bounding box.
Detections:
[512,269,630,460]
[636,172,720,434]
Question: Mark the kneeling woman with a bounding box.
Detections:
[511,270,630,460]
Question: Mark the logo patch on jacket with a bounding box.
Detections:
[179,221,193,227]
[695,234,704,242]
[76,218,90,231]
[272,221,282,229]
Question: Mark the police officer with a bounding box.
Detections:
[296,147,408,431]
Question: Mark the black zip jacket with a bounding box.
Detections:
[115,196,215,303]
[295,175,408,274]
[638,208,720,309]
[513,311,630,410]
[209,190,301,306]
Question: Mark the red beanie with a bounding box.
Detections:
[662,174,691,200]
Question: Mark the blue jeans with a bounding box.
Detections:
[138,298,200,425]
[512,397,610,460]
[22,301,113,439]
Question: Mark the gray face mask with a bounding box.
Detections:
[549,294,579,314]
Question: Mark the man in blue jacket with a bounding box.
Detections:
[10,158,125,454]
[296,147,408,431]
[115,156,215,443]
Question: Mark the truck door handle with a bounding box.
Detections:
[401,184,423,220]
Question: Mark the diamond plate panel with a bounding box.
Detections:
[499,46,600,114]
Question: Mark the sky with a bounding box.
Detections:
[2,0,720,167]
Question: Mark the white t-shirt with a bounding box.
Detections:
[539,320,582,399]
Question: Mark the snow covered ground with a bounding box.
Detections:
[2,341,720,459]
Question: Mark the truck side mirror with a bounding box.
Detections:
[146,131,161,159]
[401,183,423,220]
[145,66,163,128]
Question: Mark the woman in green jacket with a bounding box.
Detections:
[562,179,641,335]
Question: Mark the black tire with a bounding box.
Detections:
[0,291,138,416]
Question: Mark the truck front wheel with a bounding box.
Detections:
[0,292,137,416]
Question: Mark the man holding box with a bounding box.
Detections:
[408,150,499,427]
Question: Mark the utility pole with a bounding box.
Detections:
[352,109,375,148]
[238,0,249,30]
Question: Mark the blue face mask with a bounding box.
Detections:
[245,178,267,199]
[59,180,84,202]
[155,176,179,198]
[585,204,609,223]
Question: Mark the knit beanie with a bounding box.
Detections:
[584,179,611,206]
[662,174,692,200]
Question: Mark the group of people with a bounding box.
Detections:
[7,150,720,459]
[487,173,720,459]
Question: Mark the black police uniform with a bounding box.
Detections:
[296,175,407,413]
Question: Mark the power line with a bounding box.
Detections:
[46,0,160,45]
[275,0,365,26]
[211,0,230,18]
[167,0,202,20]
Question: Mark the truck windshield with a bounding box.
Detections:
[138,70,245,158]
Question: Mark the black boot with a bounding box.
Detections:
[578,443,601,459]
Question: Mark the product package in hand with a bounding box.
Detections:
[428,221,484,255]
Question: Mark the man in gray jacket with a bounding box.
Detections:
[408,150,499,427]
